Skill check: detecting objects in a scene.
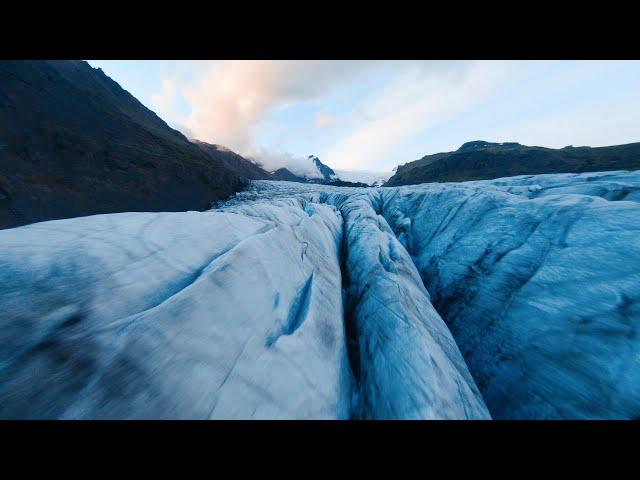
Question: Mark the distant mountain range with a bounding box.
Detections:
[309,155,336,182]
[385,140,640,186]
[266,155,371,187]
[196,146,373,187]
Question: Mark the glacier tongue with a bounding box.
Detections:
[1,169,639,419]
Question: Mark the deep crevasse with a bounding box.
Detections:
[330,192,489,419]
[221,186,490,419]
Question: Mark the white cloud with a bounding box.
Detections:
[314,111,336,129]
[320,61,515,169]
[251,148,322,179]
[333,169,394,186]
[150,78,179,123]
[145,60,640,173]
[148,61,510,170]
[480,82,640,149]
[174,60,375,155]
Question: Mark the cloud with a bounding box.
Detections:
[148,60,509,170]
[320,61,515,169]
[143,61,640,172]
[171,122,196,140]
[314,111,336,128]
[333,169,394,185]
[149,78,197,141]
[175,60,375,155]
[251,148,322,179]
[150,78,179,124]
[488,88,640,149]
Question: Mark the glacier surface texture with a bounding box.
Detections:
[1,170,639,419]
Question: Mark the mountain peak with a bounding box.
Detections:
[308,155,336,181]
[457,140,522,152]
[457,140,494,151]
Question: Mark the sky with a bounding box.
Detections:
[88,60,640,173]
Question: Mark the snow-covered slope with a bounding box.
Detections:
[1,170,639,419]
[333,169,393,187]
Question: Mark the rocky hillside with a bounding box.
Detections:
[270,167,305,182]
[268,155,369,187]
[309,155,336,182]
[0,60,246,229]
[386,140,640,186]
[195,141,272,180]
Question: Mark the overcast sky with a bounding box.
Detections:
[88,60,640,172]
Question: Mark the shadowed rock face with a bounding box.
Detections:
[386,141,640,186]
[271,168,306,182]
[309,155,336,182]
[0,60,245,229]
[195,141,273,181]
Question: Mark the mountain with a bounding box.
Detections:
[270,167,307,182]
[260,155,369,186]
[270,155,336,184]
[195,141,272,180]
[385,140,640,186]
[309,155,336,182]
[307,156,374,186]
[0,60,246,229]
[269,155,373,187]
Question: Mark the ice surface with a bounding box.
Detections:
[0,207,352,419]
[326,192,489,419]
[1,169,639,419]
[379,172,640,419]
[222,188,489,419]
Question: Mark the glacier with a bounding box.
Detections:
[380,172,640,419]
[1,169,639,419]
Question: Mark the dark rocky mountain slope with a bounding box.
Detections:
[0,60,246,229]
[309,155,336,182]
[271,167,304,182]
[261,155,369,186]
[386,140,640,186]
[195,141,272,180]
